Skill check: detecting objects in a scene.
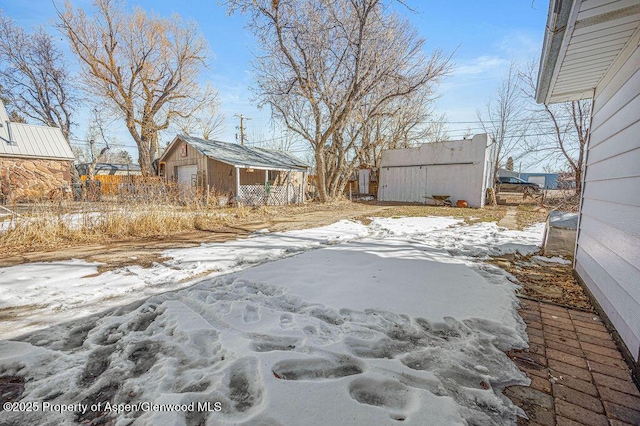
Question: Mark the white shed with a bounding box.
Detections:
[378,134,495,208]
[537,0,640,376]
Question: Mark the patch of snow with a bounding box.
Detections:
[0,220,370,338]
[532,255,571,265]
[370,216,462,236]
[0,216,543,425]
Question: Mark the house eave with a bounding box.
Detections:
[536,0,576,104]
[537,0,640,105]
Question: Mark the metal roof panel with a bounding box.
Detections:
[0,121,74,160]
[164,135,308,171]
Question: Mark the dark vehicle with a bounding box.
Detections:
[496,176,543,193]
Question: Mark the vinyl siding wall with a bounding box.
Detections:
[576,43,640,363]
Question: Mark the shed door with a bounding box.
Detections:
[358,169,369,195]
[379,166,428,202]
[177,165,197,189]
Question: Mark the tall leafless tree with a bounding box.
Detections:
[0,12,78,138]
[174,87,224,140]
[520,62,590,195]
[0,12,80,182]
[227,0,451,201]
[58,0,215,176]
[478,63,530,184]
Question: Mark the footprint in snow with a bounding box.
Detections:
[271,355,363,380]
[250,334,299,352]
[348,377,419,422]
[224,358,264,414]
[243,304,260,323]
[279,313,294,329]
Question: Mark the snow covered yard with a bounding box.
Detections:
[0,217,545,425]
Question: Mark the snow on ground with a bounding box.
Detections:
[0,216,545,425]
[532,255,572,265]
[0,220,370,338]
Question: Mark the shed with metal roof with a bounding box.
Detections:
[159,135,308,205]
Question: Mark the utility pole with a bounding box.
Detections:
[234,114,251,146]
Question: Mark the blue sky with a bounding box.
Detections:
[2,0,549,159]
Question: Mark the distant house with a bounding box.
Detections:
[0,101,74,203]
[537,0,640,378]
[159,135,308,205]
[378,134,495,208]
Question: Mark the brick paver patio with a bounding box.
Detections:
[505,298,640,426]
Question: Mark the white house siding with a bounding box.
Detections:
[576,43,640,362]
[378,134,494,208]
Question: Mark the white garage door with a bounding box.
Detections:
[378,166,428,202]
[177,165,197,188]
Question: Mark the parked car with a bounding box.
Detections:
[496,176,543,193]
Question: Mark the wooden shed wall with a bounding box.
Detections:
[162,138,306,199]
[206,158,234,195]
[163,140,207,182]
[575,43,640,363]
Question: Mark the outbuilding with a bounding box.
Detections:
[159,135,308,205]
[537,0,640,377]
[0,101,74,203]
[377,134,495,207]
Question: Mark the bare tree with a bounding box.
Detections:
[253,128,301,152]
[478,63,530,184]
[423,112,450,144]
[506,156,514,171]
[228,0,451,202]
[58,0,215,176]
[0,12,78,138]
[351,91,436,167]
[0,11,80,182]
[174,88,225,140]
[520,62,589,195]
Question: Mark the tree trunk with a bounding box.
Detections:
[70,164,81,185]
[315,148,328,202]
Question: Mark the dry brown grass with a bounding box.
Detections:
[0,187,364,254]
[0,195,518,255]
[370,204,507,224]
[542,189,581,212]
[0,201,233,252]
[515,204,549,229]
[0,180,245,252]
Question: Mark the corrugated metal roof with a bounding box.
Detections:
[537,0,640,104]
[163,135,308,171]
[0,102,75,160]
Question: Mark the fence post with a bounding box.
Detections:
[235,166,240,205]
[286,171,291,205]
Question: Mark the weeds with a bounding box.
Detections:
[371,204,507,224]
[0,180,237,252]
